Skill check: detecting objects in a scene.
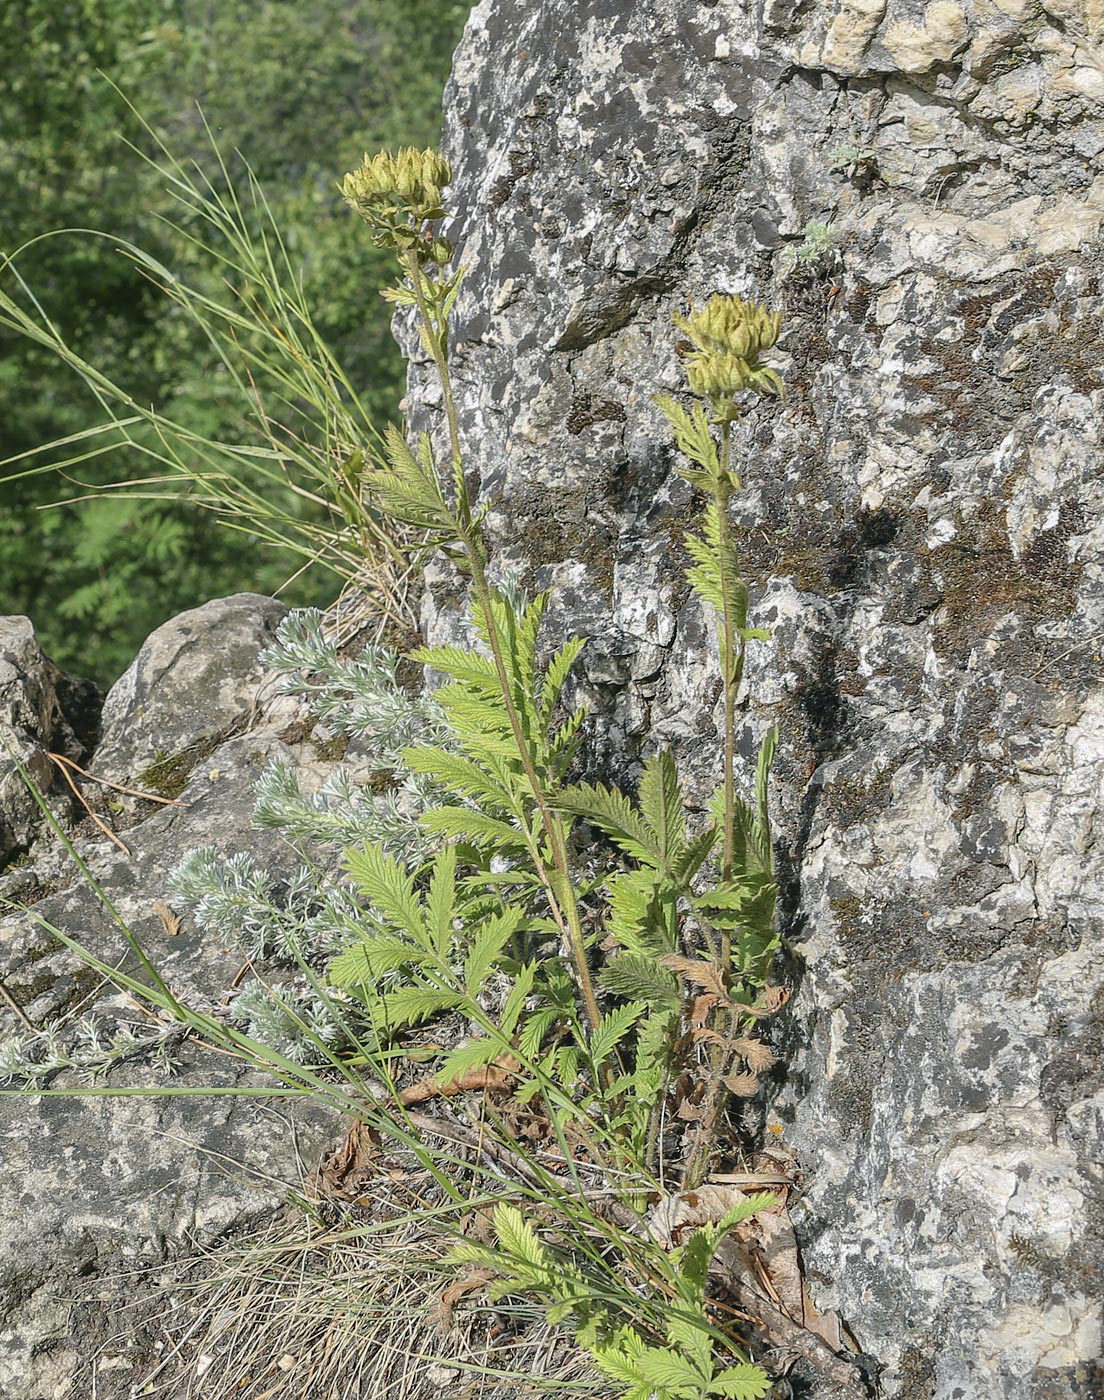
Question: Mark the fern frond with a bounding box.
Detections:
[686,506,747,632]
[499,962,538,1037]
[420,805,531,853]
[433,1036,504,1086]
[425,844,460,963]
[435,686,515,741]
[367,424,452,531]
[539,636,585,723]
[493,1203,549,1276]
[713,1189,777,1233]
[464,907,525,998]
[670,826,718,883]
[513,593,547,699]
[695,874,776,939]
[404,745,513,807]
[414,645,499,690]
[587,1002,645,1064]
[373,986,460,1028]
[706,1365,773,1399]
[547,705,586,781]
[328,933,425,988]
[663,1311,712,1369]
[516,1005,560,1059]
[591,1329,649,1385]
[607,868,677,957]
[754,727,777,873]
[654,395,720,478]
[327,943,375,989]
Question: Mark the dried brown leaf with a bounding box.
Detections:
[685,1026,727,1045]
[647,1183,763,1247]
[744,983,790,1018]
[732,1037,776,1074]
[399,1057,518,1107]
[153,901,183,938]
[311,1119,378,1200]
[661,955,728,998]
[688,992,720,1027]
[437,1267,495,1330]
[712,1229,867,1398]
[746,1203,803,1322]
[802,1284,844,1351]
[723,1070,761,1097]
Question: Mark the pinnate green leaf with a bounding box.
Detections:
[706,1366,772,1399]
[638,750,686,867]
[344,842,424,940]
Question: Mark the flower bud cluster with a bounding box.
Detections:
[341,147,454,263]
[675,294,783,417]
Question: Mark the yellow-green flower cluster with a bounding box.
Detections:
[341,147,453,261]
[342,146,451,221]
[675,294,783,415]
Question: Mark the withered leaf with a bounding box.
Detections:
[153,900,183,937]
[661,955,729,998]
[437,1267,495,1330]
[723,1070,761,1097]
[686,1026,727,1045]
[744,1202,804,1322]
[398,1057,517,1107]
[802,1284,844,1351]
[732,1037,776,1074]
[688,992,720,1027]
[311,1119,378,1200]
[648,1183,768,1247]
[744,983,790,1018]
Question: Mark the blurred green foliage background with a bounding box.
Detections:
[0,0,468,684]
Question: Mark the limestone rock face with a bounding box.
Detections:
[0,617,101,865]
[407,2,1104,1395]
[94,592,289,782]
[0,603,336,1400]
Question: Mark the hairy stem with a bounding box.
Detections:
[683,422,752,1190]
[714,421,739,968]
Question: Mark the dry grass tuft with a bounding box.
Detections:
[133,1211,616,1400]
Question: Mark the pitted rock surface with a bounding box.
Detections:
[403,2,1104,1395]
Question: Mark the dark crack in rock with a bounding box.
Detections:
[0,618,102,869]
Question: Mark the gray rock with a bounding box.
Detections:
[93,593,288,783]
[0,617,101,867]
[401,1,1104,1394]
[0,608,333,1400]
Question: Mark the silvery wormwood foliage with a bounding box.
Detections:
[170,847,361,964]
[252,760,443,859]
[254,608,455,857]
[227,980,349,1065]
[261,607,445,749]
[169,847,373,1063]
[164,609,475,1064]
[0,1014,186,1088]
